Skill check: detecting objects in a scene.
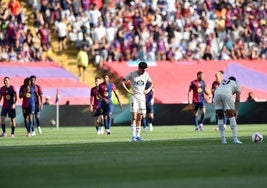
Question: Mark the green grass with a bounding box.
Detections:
[0,125,266,188]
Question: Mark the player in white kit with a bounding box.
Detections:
[214,76,242,144]
[121,62,154,141]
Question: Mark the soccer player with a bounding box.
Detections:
[121,62,153,141]
[188,71,210,131]
[19,77,32,137]
[211,70,226,130]
[30,75,43,135]
[90,77,104,135]
[98,74,122,135]
[142,80,155,132]
[19,77,30,132]
[0,77,17,138]
[214,76,242,144]
[22,77,40,137]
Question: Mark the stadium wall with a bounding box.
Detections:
[104,60,267,103]
[13,102,267,127]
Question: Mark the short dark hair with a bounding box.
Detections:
[228,76,236,81]
[30,75,36,79]
[197,71,203,76]
[138,62,148,69]
[4,76,9,81]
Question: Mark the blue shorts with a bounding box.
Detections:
[35,107,40,114]
[146,103,154,114]
[23,106,35,117]
[1,108,16,118]
[193,102,206,111]
[101,102,113,116]
[92,108,102,117]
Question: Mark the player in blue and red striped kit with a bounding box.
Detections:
[98,74,122,135]
[0,77,17,138]
[90,77,104,135]
[19,77,41,137]
[188,71,210,131]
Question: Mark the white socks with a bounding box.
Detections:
[229,117,237,140]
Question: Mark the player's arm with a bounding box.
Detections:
[151,87,155,105]
[12,90,17,109]
[145,79,153,95]
[39,94,43,110]
[19,87,24,99]
[38,86,43,110]
[36,92,41,109]
[97,87,109,103]
[89,94,94,112]
[121,78,133,95]
[203,81,210,97]
[187,88,192,104]
[0,91,2,103]
[113,90,122,108]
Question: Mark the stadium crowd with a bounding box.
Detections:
[1,0,267,64]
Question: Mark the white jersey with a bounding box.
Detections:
[215,79,241,97]
[214,79,241,110]
[125,71,151,102]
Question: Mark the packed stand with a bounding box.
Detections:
[0,0,54,62]
[2,0,267,64]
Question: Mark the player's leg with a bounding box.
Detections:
[10,109,16,137]
[225,110,242,144]
[1,110,7,137]
[214,94,228,143]
[199,102,206,131]
[107,103,113,134]
[216,110,227,144]
[141,114,147,131]
[224,96,242,144]
[24,108,32,137]
[31,113,36,136]
[92,109,99,134]
[104,103,112,135]
[130,98,138,141]
[22,108,28,130]
[136,113,144,141]
[147,104,154,131]
[99,114,104,134]
[35,110,42,134]
[136,101,146,141]
[193,103,199,131]
[131,112,137,141]
[28,113,34,136]
[223,115,227,130]
[28,104,36,136]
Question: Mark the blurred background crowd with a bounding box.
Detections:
[1,0,267,65]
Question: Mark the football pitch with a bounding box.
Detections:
[0,124,266,188]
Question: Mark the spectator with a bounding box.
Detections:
[77,46,89,83]
[0,46,9,62]
[44,96,51,105]
[48,0,60,24]
[5,0,267,63]
[55,17,68,53]
[8,0,21,18]
[37,22,50,51]
[246,92,256,102]
[8,46,18,62]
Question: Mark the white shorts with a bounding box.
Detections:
[130,96,146,114]
[214,93,235,110]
